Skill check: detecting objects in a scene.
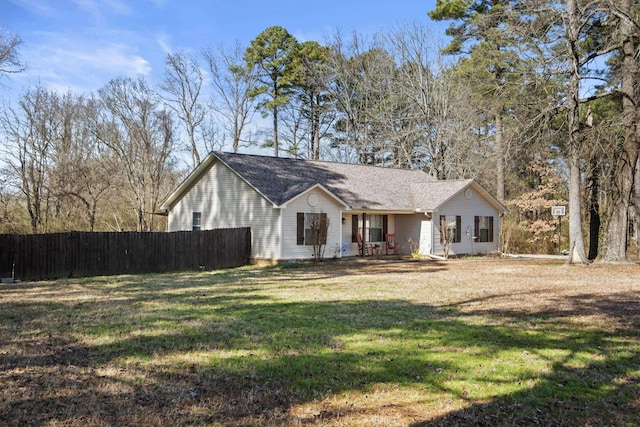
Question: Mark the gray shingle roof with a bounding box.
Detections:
[214,152,466,211]
[410,180,474,210]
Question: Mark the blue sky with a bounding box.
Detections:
[2,0,442,99]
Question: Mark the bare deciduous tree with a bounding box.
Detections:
[0,178,26,233]
[327,31,394,165]
[95,77,176,232]
[56,95,113,231]
[0,27,25,80]
[1,88,118,233]
[387,22,488,178]
[0,87,59,233]
[308,213,329,262]
[159,52,206,167]
[203,42,257,153]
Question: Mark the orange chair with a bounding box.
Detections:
[385,233,400,255]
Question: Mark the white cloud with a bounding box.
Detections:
[20,33,152,93]
[291,29,325,44]
[86,44,152,75]
[157,33,173,55]
[7,0,56,16]
[70,0,131,18]
[71,0,103,17]
[10,0,131,20]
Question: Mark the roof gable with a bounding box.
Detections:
[410,180,472,210]
[411,180,508,213]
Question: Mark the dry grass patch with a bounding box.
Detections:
[1,258,639,426]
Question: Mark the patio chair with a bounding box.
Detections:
[385,233,400,255]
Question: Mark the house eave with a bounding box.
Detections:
[347,208,416,214]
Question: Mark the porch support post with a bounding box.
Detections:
[362,212,366,257]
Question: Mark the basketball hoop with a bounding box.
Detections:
[552,205,566,255]
[551,205,566,218]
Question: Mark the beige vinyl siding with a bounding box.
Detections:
[167,161,281,260]
[394,214,424,256]
[342,214,357,256]
[432,190,500,256]
[281,190,342,259]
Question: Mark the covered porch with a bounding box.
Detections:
[341,211,431,258]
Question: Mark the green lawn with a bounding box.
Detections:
[1,258,639,426]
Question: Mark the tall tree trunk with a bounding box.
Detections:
[312,103,320,160]
[635,157,640,260]
[566,0,589,264]
[495,113,505,201]
[600,0,639,262]
[273,103,279,157]
[233,119,240,153]
[587,159,600,260]
[603,159,634,262]
[310,94,320,160]
[568,147,589,263]
[273,79,280,158]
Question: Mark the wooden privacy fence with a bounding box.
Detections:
[0,228,251,281]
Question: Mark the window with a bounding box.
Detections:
[192,212,201,231]
[368,214,383,242]
[440,215,461,243]
[304,213,321,245]
[350,214,388,243]
[475,216,494,242]
[297,212,327,246]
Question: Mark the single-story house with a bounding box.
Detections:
[158,152,508,261]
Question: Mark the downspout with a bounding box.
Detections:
[429,209,436,258]
[279,208,284,260]
[428,209,447,260]
[274,203,285,261]
[339,209,344,259]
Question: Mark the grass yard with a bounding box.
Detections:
[1,257,639,426]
